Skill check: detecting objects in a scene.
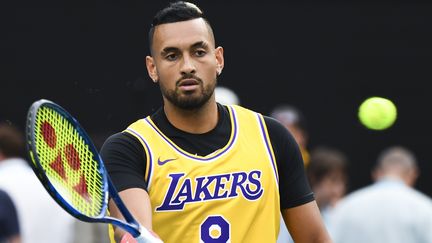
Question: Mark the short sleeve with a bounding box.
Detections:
[264,116,314,209]
[100,132,148,192]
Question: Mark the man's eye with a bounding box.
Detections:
[165,54,177,61]
[195,50,206,57]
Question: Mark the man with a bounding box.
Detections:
[101,2,331,242]
[0,122,77,243]
[329,146,432,243]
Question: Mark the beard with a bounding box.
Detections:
[159,74,216,110]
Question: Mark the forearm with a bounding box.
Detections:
[109,188,154,242]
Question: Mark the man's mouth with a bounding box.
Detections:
[178,79,200,91]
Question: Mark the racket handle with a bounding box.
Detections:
[135,227,163,243]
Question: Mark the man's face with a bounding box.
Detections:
[146,18,224,110]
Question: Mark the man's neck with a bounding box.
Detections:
[163,100,219,134]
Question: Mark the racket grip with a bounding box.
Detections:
[135,227,163,243]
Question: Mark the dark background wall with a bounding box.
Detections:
[2,1,432,196]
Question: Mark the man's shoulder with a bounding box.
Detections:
[402,186,432,208]
[335,181,431,209]
[105,131,132,142]
[225,105,287,131]
[0,158,30,172]
[101,131,142,152]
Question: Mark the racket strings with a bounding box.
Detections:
[33,107,105,217]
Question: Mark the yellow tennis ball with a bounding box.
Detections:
[358,97,397,130]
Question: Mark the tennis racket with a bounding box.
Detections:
[25,99,162,243]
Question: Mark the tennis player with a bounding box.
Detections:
[101,2,331,242]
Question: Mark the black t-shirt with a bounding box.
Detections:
[100,104,314,209]
[0,189,20,240]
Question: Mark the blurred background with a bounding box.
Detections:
[2,0,432,199]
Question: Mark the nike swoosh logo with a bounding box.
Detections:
[157,157,178,166]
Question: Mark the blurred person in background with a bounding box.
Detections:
[307,146,348,225]
[0,188,20,243]
[271,105,310,167]
[330,146,432,243]
[214,86,240,105]
[0,122,77,243]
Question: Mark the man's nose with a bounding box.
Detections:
[180,55,196,75]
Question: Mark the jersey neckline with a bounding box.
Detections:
[145,105,238,162]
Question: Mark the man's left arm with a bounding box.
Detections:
[282,201,332,243]
[264,116,332,242]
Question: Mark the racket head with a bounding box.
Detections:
[26,99,109,221]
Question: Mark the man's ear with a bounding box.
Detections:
[146,56,159,83]
[215,46,224,76]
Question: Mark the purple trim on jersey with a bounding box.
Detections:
[257,114,279,183]
[144,106,238,162]
[126,128,154,189]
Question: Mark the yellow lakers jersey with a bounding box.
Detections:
[125,105,280,243]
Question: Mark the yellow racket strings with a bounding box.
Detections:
[33,106,105,217]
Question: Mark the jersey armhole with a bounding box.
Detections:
[257,113,279,184]
[124,128,153,189]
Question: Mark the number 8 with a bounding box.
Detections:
[200,215,230,243]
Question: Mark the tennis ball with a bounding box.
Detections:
[358,97,397,130]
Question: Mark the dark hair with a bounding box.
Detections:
[307,146,348,187]
[0,122,25,159]
[148,1,213,53]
